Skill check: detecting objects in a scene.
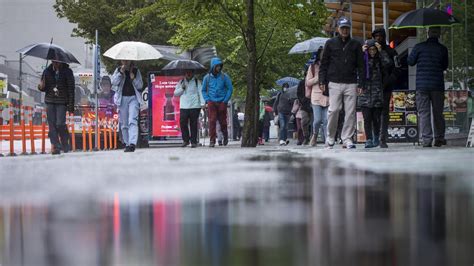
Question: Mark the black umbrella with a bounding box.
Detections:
[161,59,206,75]
[16,43,81,64]
[390,8,460,29]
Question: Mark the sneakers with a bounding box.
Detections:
[365,139,375,149]
[380,142,388,148]
[342,141,356,149]
[303,138,310,146]
[279,140,286,146]
[125,144,136,152]
[218,141,223,146]
[223,137,229,146]
[326,137,335,148]
[191,143,198,148]
[181,141,190,147]
[434,139,446,147]
[52,149,61,155]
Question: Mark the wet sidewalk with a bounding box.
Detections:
[0,142,473,266]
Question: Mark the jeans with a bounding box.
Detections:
[327,82,357,144]
[278,113,291,141]
[361,107,382,141]
[416,90,445,144]
[208,101,228,143]
[46,103,69,151]
[119,96,140,146]
[180,108,201,144]
[312,104,328,142]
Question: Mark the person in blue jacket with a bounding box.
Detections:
[408,27,448,147]
[202,57,233,147]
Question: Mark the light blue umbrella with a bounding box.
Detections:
[276,77,300,87]
[288,37,329,54]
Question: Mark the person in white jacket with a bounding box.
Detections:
[111,60,143,152]
[174,70,205,148]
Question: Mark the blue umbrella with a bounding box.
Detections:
[276,77,300,87]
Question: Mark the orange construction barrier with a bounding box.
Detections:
[108,119,113,151]
[97,119,101,150]
[20,106,27,155]
[82,116,87,151]
[41,109,47,154]
[102,118,108,150]
[28,107,37,155]
[69,112,76,152]
[88,119,93,152]
[113,119,118,149]
[8,103,16,156]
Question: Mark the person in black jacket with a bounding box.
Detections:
[296,78,312,145]
[273,83,293,146]
[408,27,448,147]
[38,60,75,155]
[319,17,365,149]
[359,40,394,148]
[371,28,401,148]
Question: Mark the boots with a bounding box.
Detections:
[310,133,318,147]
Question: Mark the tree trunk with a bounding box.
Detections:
[241,0,259,147]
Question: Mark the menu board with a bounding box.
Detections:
[388,91,418,142]
[443,90,469,134]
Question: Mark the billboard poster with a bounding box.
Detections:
[149,73,183,138]
[443,90,469,134]
[388,91,418,142]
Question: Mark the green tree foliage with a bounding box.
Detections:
[54,0,176,74]
[115,0,328,146]
[440,1,474,89]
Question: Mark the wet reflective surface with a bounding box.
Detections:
[1,153,473,266]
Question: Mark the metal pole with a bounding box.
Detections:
[349,2,353,36]
[383,0,389,43]
[464,0,468,90]
[19,53,22,110]
[451,0,454,86]
[371,1,376,31]
[94,29,99,150]
[363,22,366,41]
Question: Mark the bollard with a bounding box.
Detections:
[113,119,118,150]
[102,119,108,150]
[41,109,46,154]
[88,119,93,152]
[97,119,101,150]
[29,107,37,155]
[8,103,16,156]
[82,116,87,151]
[69,112,76,152]
[108,119,113,151]
[20,106,27,155]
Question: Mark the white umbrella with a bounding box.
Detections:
[288,37,329,54]
[103,41,163,61]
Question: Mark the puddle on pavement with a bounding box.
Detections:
[1,152,473,266]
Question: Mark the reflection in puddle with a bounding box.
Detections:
[1,154,473,266]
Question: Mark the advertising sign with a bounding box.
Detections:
[0,73,7,95]
[388,91,418,142]
[443,90,469,134]
[149,73,183,137]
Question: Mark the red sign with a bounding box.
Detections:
[150,75,183,137]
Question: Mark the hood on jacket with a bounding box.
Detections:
[372,28,386,40]
[210,57,223,74]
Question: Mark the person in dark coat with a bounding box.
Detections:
[296,78,312,145]
[407,27,448,147]
[273,83,293,146]
[359,40,394,148]
[38,60,75,154]
[371,28,401,148]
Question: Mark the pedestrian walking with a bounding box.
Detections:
[296,79,312,145]
[38,60,75,154]
[306,49,329,146]
[407,27,448,147]
[273,83,293,146]
[359,40,394,148]
[319,17,365,149]
[262,102,273,142]
[174,70,204,148]
[111,60,144,152]
[202,57,233,147]
[371,28,401,148]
